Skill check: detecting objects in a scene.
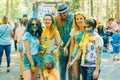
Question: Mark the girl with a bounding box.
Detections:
[66,12,86,80]
[23,18,43,80]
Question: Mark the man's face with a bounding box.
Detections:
[60,11,68,20]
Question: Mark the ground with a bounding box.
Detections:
[0,40,120,80]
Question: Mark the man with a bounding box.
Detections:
[55,3,73,80]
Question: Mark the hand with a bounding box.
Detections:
[67,62,73,70]
[58,42,64,49]
[64,47,68,56]
[93,70,99,79]
[31,65,37,73]
[52,48,58,56]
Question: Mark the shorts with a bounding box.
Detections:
[113,43,120,53]
[17,42,23,52]
[23,54,44,70]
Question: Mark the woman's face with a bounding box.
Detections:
[31,20,38,32]
[44,16,52,27]
[75,14,85,28]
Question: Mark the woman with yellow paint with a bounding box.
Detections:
[40,14,63,79]
[64,12,86,80]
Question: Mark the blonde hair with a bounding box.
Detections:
[1,16,8,24]
[73,12,86,32]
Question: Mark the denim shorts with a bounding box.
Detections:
[81,66,100,80]
[113,44,120,53]
[23,54,44,70]
[17,42,23,52]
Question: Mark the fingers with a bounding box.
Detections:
[67,63,71,70]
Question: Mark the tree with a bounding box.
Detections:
[90,0,93,17]
[6,0,9,16]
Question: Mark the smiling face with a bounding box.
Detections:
[75,14,85,28]
[44,16,52,27]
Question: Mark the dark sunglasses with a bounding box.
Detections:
[84,26,91,28]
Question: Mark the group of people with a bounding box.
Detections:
[0,2,119,80]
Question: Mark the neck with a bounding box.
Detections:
[46,26,51,30]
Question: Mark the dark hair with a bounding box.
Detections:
[84,19,96,30]
[108,18,114,22]
[2,16,8,24]
[26,18,42,38]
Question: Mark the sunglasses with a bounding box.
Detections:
[84,26,91,28]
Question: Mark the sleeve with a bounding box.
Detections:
[70,28,75,37]
[23,32,30,41]
[55,31,63,45]
[95,35,102,48]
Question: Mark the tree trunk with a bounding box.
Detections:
[11,0,13,19]
[96,0,99,19]
[90,0,93,17]
[116,0,119,20]
[6,0,9,16]
[106,0,108,19]
[81,0,84,11]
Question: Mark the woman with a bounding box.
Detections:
[15,18,27,79]
[65,12,86,80]
[40,14,63,57]
[23,18,43,80]
[0,16,13,72]
[40,14,63,79]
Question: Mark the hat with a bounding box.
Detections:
[57,3,68,13]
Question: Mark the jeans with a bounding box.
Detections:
[81,66,100,80]
[59,49,72,80]
[0,45,11,67]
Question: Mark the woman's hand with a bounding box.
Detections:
[58,42,64,50]
[31,64,37,73]
[67,62,73,70]
[64,47,68,56]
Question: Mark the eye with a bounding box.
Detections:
[80,18,83,20]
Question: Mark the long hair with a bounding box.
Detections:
[43,14,58,40]
[72,12,86,32]
[1,16,8,24]
[26,18,42,38]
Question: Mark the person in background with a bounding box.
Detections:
[15,18,28,79]
[12,22,19,51]
[22,18,43,80]
[111,29,120,61]
[0,16,13,72]
[55,3,73,80]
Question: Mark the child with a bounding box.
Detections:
[43,55,58,80]
[111,29,120,61]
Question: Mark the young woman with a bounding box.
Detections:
[15,18,27,79]
[40,14,63,57]
[0,16,13,72]
[40,14,63,79]
[64,12,86,80]
[22,18,43,80]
